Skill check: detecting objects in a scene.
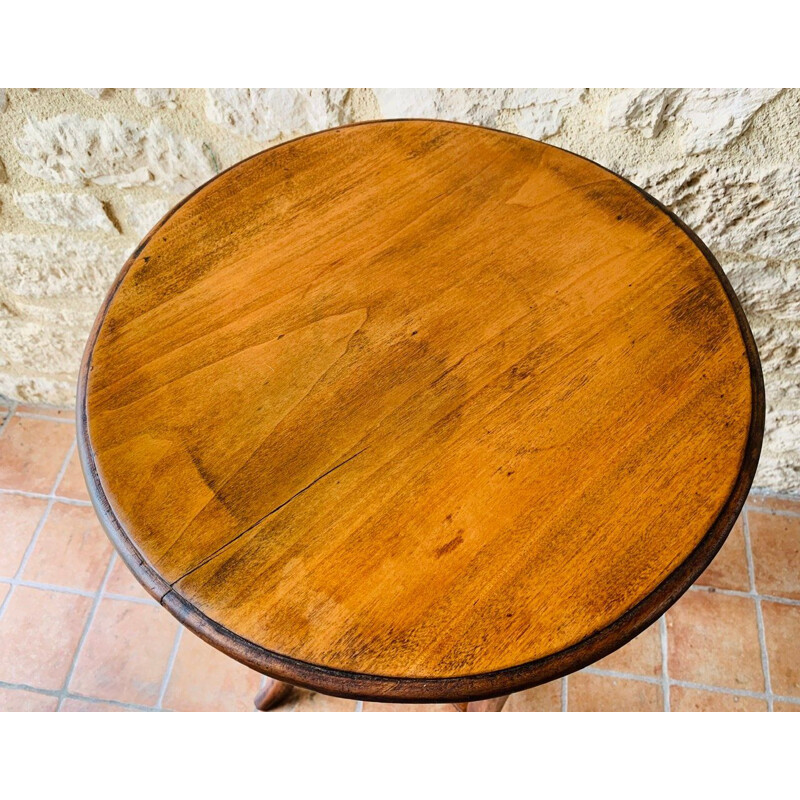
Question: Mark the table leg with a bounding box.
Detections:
[254,677,295,711]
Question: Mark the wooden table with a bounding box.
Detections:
[77,120,764,711]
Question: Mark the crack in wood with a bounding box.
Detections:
[169,447,368,587]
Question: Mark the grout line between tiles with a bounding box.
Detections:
[688,584,800,607]
[60,691,163,712]
[0,487,92,506]
[103,592,158,606]
[667,678,768,701]
[0,400,19,438]
[13,412,76,425]
[55,550,117,710]
[355,700,363,712]
[11,580,95,598]
[758,594,800,607]
[0,679,162,711]
[582,667,662,685]
[580,664,799,706]
[156,627,183,710]
[747,507,800,520]
[659,615,670,712]
[561,676,568,712]
[0,441,74,624]
[581,667,764,703]
[772,694,800,706]
[743,509,774,711]
[0,577,160,606]
[0,435,158,612]
[0,679,60,697]
[0,502,51,624]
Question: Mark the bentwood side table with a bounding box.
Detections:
[77,120,764,711]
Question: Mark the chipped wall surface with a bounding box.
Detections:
[0,88,797,491]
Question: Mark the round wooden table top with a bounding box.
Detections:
[78,119,764,702]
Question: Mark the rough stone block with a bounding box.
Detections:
[16,114,215,194]
[14,192,116,233]
[205,88,351,142]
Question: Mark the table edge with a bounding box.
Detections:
[76,119,765,703]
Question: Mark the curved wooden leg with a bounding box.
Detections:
[451,695,509,712]
[254,677,294,711]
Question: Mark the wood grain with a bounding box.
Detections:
[78,120,764,702]
[254,677,294,711]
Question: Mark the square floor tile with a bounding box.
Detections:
[594,622,662,677]
[761,601,800,698]
[0,686,58,711]
[105,556,154,602]
[55,446,89,501]
[162,630,263,711]
[670,686,766,711]
[503,680,561,711]
[23,503,112,592]
[695,516,750,592]
[69,598,178,706]
[774,701,800,712]
[0,586,92,690]
[60,698,137,712]
[568,673,662,711]
[0,417,75,493]
[0,494,47,577]
[666,590,764,692]
[748,511,800,599]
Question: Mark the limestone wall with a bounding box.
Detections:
[0,88,797,491]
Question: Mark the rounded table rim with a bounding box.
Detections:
[76,119,765,703]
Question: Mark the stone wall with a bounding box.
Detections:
[0,88,797,492]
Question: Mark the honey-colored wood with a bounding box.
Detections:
[254,677,294,711]
[78,120,763,703]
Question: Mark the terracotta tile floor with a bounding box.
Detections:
[1,400,798,712]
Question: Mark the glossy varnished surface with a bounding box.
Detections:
[79,120,763,701]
